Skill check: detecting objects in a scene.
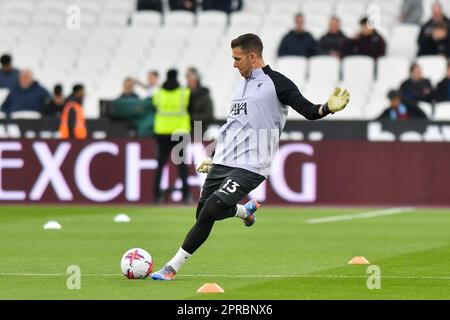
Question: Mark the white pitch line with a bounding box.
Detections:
[306,207,415,224]
[1,273,450,280]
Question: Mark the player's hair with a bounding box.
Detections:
[231,33,263,57]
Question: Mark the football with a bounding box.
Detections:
[120,248,153,279]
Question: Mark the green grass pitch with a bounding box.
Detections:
[1,205,450,299]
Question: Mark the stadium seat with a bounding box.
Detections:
[399,132,423,142]
[197,11,228,28]
[229,12,262,28]
[105,0,137,14]
[37,0,68,14]
[309,56,340,84]
[388,24,420,61]
[263,13,294,30]
[299,81,337,120]
[3,0,35,14]
[131,11,162,28]
[416,55,447,86]
[71,1,102,15]
[336,0,367,21]
[32,12,65,28]
[342,56,375,83]
[337,80,371,120]
[276,57,308,86]
[0,111,5,119]
[0,89,9,106]
[418,101,434,119]
[10,111,42,120]
[98,13,129,28]
[164,11,195,28]
[303,1,334,17]
[434,102,450,121]
[376,56,410,88]
[242,1,268,14]
[0,12,31,27]
[267,1,301,14]
[365,82,393,119]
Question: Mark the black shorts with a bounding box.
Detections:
[199,164,266,207]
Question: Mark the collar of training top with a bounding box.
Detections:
[246,65,270,80]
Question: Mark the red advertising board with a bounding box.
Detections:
[0,139,449,206]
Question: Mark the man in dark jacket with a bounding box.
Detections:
[277,13,317,57]
[1,69,50,115]
[377,89,427,120]
[418,22,450,56]
[400,63,434,106]
[137,0,163,12]
[418,2,450,55]
[318,16,350,58]
[436,62,450,102]
[185,67,214,136]
[169,0,196,12]
[0,54,20,90]
[349,17,386,59]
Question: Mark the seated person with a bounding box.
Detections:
[377,89,427,120]
[42,84,65,117]
[318,16,350,58]
[202,0,242,14]
[119,78,139,99]
[0,69,50,115]
[400,63,434,106]
[436,62,450,102]
[348,17,386,59]
[277,13,317,57]
[137,0,163,12]
[418,21,450,56]
[169,0,196,12]
[0,54,20,90]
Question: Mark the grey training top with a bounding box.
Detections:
[213,65,325,177]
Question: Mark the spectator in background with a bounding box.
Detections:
[119,78,139,98]
[0,54,20,90]
[377,89,427,120]
[277,13,317,57]
[135,70,159,98]
[400,63,434,106]
[0,69,50,115]
[42,84,65,117]
[59,84,87,140]
[318,16,350,58]
[400,0,423,25]
[349,17,386,59]
[418,21,450,56]
[169,0,196,12]
[152,69,191,204]
[435,62,450,102]
[66,84,85,106]
[185,67,214,136]
[202,0,242,14]
[418,2,450,53]
[137,0,163,12]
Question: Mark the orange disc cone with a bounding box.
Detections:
[348,256,370,265]
[196,283,224,293]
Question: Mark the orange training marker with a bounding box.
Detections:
[196,283,225,293]
[348,256,370,264]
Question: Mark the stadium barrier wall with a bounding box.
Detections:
[0,139,449,206]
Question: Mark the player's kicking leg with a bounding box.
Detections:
[151,165,265,281]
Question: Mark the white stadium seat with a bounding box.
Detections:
[416,55,447,86]
[230,13,262,28]
[32,12,65,28]
[309,56,340,84]
[342,56,375,84]
[0,89,9,107]
[0,111,5,119]
[0,12,31,27]
[10,111,42,119]
[267,1,301,14]
[4,0,35,14]
[434,102,450,121]
[131,12,162,28]
[105,0,136,14]
[197,11,228,28]
[98,13,129,27]
[388,24,420,61]
[37,0,68,14]
[418,101,433,119]
[276,57,308,87]
[376,56,410,88]
[164,11,195,28]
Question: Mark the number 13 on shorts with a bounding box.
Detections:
[222,179,240,193]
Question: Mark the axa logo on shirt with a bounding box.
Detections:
[230,102,247,116]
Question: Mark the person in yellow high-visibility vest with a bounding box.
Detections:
[152,69,192,204]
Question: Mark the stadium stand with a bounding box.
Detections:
[0,0,449,120]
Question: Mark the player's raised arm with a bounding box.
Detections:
[267,69,349,120]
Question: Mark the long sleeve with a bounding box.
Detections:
[265,67,324,120]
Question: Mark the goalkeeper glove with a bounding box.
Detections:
[196,157,213,174]
[323,87,350,114]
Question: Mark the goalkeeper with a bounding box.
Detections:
[151,33,349,280]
